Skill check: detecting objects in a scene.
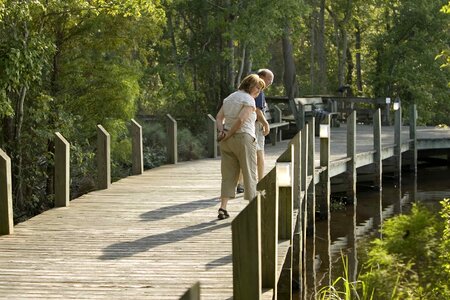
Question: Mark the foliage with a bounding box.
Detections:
[358,201,450,299]
[319,200,450,300]
[318,254,374,300]
[367,0,450,125]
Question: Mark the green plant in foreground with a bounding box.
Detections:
[318,254,374,300]
[318,200,450,300]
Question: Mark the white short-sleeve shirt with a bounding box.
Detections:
[222,90,256,139]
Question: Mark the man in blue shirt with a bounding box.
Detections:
[254,69,273,180]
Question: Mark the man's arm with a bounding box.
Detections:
[256,108,270,136]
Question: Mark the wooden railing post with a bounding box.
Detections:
[346,112,358,282]
[180,282,200,300]
[0,148,13,235]
[373,109,382,189]
[382,97,391,126]
[257,168,278,295]
[394,99,402,180]
[318,114,331,286]
[290,130,302,294]
[166,114,177,164]
[130,119,143,175]
[55,132,70,207]
[97,125,111,190]
[206,114,217,158]
[347,111,357,199]
[276,145,294,300]
[409,105,417,173]
[232,194,262,299]
[306,117,317,297]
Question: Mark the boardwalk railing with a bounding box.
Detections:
[230,104,419,299]
[0,114,217,232]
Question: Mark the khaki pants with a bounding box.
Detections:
[220,133,257,201]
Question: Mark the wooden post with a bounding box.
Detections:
[55,132,70,207]
[318,115,331,286]
[291,131,301,210]
[277,147,294,240]
[346,112,358,282]
[290,130,302,295]
[307,117,315,234]
[373,109,382,189]
[180,282,200,300]
[166,114,178,164]
[301,123,308,208]
[306,117,316,297]
[347,111,357,199]
[232,194,262,299]
[207,114,217,158]
[97,125,111,190]
[409,105,417,173]
[276,146,294,300]
[0,148,13,235]
[382,97,391,126]
[394,101,402,180]
[256,168,278,295]
[130,119,143,175]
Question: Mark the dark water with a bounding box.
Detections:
[306,165,450,299]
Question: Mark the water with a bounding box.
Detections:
[308,165,450,298]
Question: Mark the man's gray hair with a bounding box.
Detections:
[257,69,273,78]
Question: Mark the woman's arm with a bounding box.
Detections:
[216,106,227,141]
[216,106,225,131]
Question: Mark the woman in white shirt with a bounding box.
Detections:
[215,74,265,220]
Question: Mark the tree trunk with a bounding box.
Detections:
[243,47,252,77]
[167,10,184,82]
[355,21,363,92]
[235,44,246,87]
[346,47,354,97]
[13,86,27,210]
[338,30,348,88]
[282,25,298,99]
[317,0,328,93]
[310,12,317,94]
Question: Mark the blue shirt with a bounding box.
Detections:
[255,91,266,112]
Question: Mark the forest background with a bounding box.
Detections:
[1,0,449,222]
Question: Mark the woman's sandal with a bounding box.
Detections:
[218,208,230,220]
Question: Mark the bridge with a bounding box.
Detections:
[1,107,450,299]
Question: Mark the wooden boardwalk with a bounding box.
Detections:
[0,125,449,299]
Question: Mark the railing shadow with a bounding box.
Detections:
[205,254,232,270]
[99,219,229,260]
[139,197,218,222]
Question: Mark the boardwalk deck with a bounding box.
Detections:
[0,125,449,299]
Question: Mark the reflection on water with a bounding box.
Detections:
[310,165,450,298]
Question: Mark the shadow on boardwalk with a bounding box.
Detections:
[99,219,229,260]
[139,197,218,221]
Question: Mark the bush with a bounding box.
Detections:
[319,200,450,300]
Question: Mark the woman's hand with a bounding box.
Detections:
[217,130,227,142]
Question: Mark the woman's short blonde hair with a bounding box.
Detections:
[238,74,265,94]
